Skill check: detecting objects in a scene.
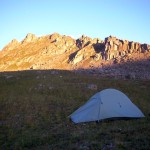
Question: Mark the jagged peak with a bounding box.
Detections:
[22,33,37,43]
[105,35,150,45]
[51,32,61,36]
[79,34,91,40]
[25,33,37,39]
[1,38,20,51]
[49,32,62,41]
[11,39,19,44]
[76,35,92,45]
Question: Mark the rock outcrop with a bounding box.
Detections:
[103,36,150,60]
[22,33,37,43]
[2,39,20,51]
[0,33,150,79]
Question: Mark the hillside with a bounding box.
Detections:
[0,70,150,149]
[0,33,150,79]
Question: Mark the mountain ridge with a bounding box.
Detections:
[0,32,150,79]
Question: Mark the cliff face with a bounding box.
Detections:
[0,33,150,79]
[103,36,150,60]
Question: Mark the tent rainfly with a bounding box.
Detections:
[70,89,145,123]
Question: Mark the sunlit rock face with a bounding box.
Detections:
[22,33,37,43]
[103,36,150,60]
[0,32,150,79]
[2,39,20,51]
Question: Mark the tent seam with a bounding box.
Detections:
[98,93,101,122]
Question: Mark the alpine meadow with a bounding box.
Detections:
[0,70,150,149]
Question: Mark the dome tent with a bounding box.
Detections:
[70,89,145,123]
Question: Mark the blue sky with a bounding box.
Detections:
[0,0,150,50]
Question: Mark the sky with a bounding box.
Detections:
[0,0,150,50]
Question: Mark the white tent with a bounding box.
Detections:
[70,89,145,123]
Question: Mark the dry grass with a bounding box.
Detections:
[0,70,150,150]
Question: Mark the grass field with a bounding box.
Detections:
[0,70,150,150]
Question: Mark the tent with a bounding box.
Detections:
[70,89,145,123]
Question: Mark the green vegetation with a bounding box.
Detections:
[0,70,150,150]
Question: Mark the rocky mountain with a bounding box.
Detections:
[0,33,150,79]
